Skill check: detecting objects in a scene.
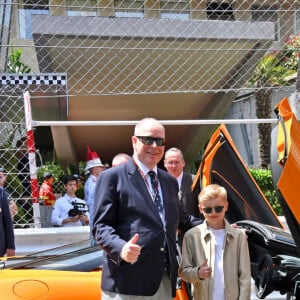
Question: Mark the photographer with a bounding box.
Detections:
[51,175,89,227]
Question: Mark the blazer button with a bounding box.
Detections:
[160,248,165,252]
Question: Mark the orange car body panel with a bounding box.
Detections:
[0,269,101,300]
[0,265,189,299]
[275,97,300,224]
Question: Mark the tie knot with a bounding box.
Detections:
[148,170,156,179]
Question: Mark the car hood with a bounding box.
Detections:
[193,123,282,228]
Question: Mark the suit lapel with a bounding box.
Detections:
[128,160,162,223]
[180,173,188,192]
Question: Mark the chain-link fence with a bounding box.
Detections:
[0,0,299,227]
[0,81,72,228]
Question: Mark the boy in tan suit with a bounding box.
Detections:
[179,184,251,300]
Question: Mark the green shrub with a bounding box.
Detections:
[75,185,84,199]
[37,162,65,185]
[37,161,86,198]
[249,168,283,215]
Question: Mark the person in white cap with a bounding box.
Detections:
[84,146,105,243]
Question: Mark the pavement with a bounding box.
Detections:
[251,279,286,300]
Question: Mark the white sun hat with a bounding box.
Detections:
[85,145,104,172]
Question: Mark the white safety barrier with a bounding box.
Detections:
[14,226,90,255]
[14,217,288,256]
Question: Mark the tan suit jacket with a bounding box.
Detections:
[179,219,251,300]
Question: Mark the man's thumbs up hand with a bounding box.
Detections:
[121,233,141,264]
[130,233,139,244]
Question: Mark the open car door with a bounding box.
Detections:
[193,123,282,227]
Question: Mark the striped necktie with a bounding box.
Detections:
[148,171,165,220]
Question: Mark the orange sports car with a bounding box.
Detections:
[192,97,300,299]
[0,240,190,300]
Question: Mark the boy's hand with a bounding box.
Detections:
[198,258,212,280]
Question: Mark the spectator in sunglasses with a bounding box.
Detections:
[93,117,202,300]
[179,184,251,300]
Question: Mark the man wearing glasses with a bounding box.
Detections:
[93,117,201,300]
[164,147,200,218]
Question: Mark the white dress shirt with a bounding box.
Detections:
[51,194,89,227]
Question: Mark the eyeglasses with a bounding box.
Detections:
[202,205,224,214]
[166,161,180,166]
[135,136,165,146]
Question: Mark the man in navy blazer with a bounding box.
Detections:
[93,118,201,299]
[0,186,15,257]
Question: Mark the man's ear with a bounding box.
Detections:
[164,160,168,169]
[132,136,137,151]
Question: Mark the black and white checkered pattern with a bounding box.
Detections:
[0,74,67,86]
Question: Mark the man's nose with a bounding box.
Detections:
[151,141,159,147]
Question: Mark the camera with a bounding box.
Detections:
[68,201,88,217]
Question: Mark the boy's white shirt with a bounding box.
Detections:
[209,227,225,300]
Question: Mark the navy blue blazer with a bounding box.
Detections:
[93,159,198,297]
[0,187,15,256]
[179,172,200,218]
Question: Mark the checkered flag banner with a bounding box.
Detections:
[0,0,299,227]
[0,74,66,86]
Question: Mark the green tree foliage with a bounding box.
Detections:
[280,34,300,70]
[248,33,300,88]
[249,168,283,216]
[7,45,32,74]
[248,53,297,88]
[37,162,65,184]
[37,161,86,199]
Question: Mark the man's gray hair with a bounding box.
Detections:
[164,147,184,161]
[112,153,131,167]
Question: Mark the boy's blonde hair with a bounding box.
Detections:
[198,184,227,205]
